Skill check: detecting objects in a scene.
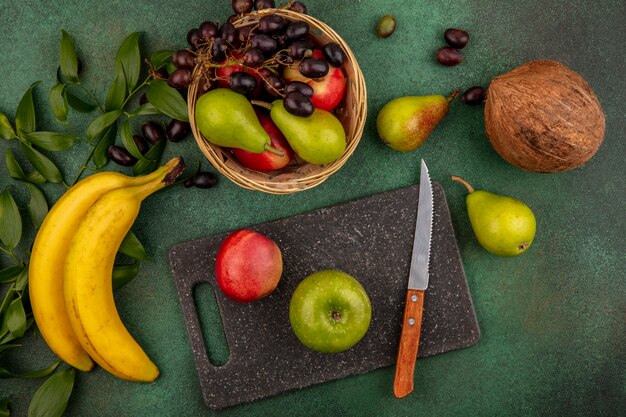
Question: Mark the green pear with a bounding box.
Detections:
[195,88,277,154]
[452,176,536,257]
[377,94,454,152]
[270,100,346,165]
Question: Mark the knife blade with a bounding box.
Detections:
[393,159,433,398]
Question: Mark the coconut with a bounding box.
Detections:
[484,60,605,173]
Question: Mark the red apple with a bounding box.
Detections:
[283,50,346,112]
[232,110,294,172]
[215,229,283,303]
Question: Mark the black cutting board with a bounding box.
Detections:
[169,183,480,410]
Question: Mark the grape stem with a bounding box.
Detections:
[451,176,475,193]
[251,100,273,110]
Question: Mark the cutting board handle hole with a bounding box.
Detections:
[193,282,230,366]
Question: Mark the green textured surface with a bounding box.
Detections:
[0,0,624,416]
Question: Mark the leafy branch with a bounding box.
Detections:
[0,28,188,417]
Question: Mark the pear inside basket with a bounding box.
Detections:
[187,8,367,194]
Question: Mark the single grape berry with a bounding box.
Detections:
[285,81,314,98]
[258,15,285,34]
[299,58,329,78]
[263,75,285,98]
[257,67,273,78]
[142,121,165,144]
[108,146,137,166]
[230,72,258,95]
[187,29,202,49]
[199,21,219,40]
[444,28,469,49]
[166,119,191,142]
[132,134,150,154]
[435,47,463,66]
[220,23,240,47]
[232,0,253,14]
[285,21,309,41]
[238,25,255,43]
[211,38,227,62]
[288,40,313,59]
[376,15,396,38]
[461,86,485,105]
[167,69,192,89]
[254,0,275,10]
[322,43,345,67]
[284,92,314,117]
[243,48,265,67]
[288,1,307,14]
[192,172,219,189]
[250,34,278,54]
[172,50,196,69]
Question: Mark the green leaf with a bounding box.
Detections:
[66,89,96,113]
[0,344,21,355]
[14,268,28,292]
[86,110,122,141]
[132,138,165,176]
[150,49,173,68]
[0,399,9,417]
[112,262,140,291]
[21,144,62,183]
[146,80,189,122]
[49,84,68,122]
[26,170,46,184]
[129,102,162,117]
[6,298,26,338]
[119,231,149,260]
[0,189,22,250]
[117,32,141,92]
[0,361,60,380]
[105,73,126,111]
[5,150,26,181]
[59,30,79,84]
[0,266,24,284]
[28,367,75,417]
[92,124,116,169]
[120,119,147,161]
[0,113,16,140]
[15,82,40,134]
[26,132,77,151]
[25,183,48,229]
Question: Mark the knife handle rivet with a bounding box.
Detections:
[408,318,415,326]
[411,295,418,302]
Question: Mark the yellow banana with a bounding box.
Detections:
[29,162,179,371]
[64,157,184,382]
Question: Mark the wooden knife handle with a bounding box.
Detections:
[393,289,425,398]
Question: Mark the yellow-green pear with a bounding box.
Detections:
[452,176,536,257]
[377,93,455,152]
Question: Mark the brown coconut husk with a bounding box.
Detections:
[484,60,605,173]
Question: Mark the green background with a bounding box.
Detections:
[1,0,624,416]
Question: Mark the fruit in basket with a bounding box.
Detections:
[283,92,314,117]
[289,270,371,353]
[216,229,283,303]
[229,71,258,95]
[451,176,536,257]
[298,57,329,78]
[196,88,282,155]
[285,21,309,40]
[322,42,345,67]
[271,100,346,164]
[232,0,253,14]
[376,93,455,152]
[284,50,346,112]
[232,110,293,171]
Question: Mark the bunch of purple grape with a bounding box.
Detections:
[166,0,347,118]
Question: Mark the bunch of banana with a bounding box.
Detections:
[29,157,184,382]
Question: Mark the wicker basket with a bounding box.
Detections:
[188,8,367,194]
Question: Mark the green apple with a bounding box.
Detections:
[289,270,372,353]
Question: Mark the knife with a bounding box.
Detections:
[393,159,434,398]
